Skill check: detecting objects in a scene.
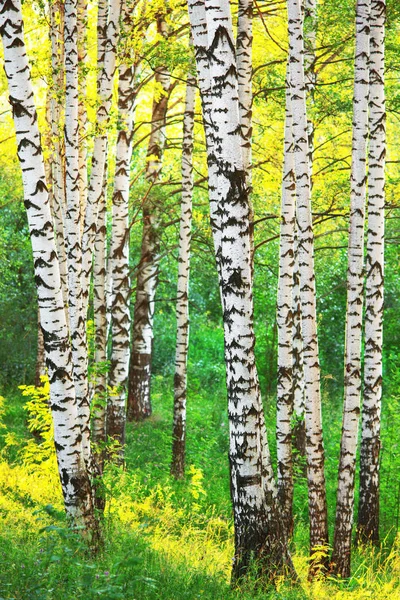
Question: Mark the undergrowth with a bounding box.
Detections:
[0,378,398,599]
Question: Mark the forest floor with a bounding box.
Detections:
[0,376,399,600]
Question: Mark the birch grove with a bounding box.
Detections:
[1,0,395,588]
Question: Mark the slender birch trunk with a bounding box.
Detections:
[189,0,295,581]
[90,0,110,457]
[332,0,370,578]
[171,73,196,479]
[77,0,88,239]
[64,0,93,467]
[49,0,68,312]
[107,53,138,449]
[127,17,171,421]
[276,64,296,538]
[292,0,316,459]
[236,0,252,181]
[292,232,306,455]
[92,172,108,467]
[81,0,121,311]
[357,0,385,547]
[0,0,98,537]
[304,0,317,164]
[287,0,329,569]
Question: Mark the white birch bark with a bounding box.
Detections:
[236,0,252,180]
[292,230,306,453]
[107,55,138,448]
[189,0,295,581]
[92,170,108,481]
[77,0,88,240]
[171,73,196,480]
[287,0,329,566]
[332,0,370,578]
[127,17,170,421]
[81,0,121,311]
[358,0,385,547]
[187,0,222,272]
[276,64,296,537]
[49,0,68,312]
[304,0,317,164]
[0,0,97,536]
[64,0,92,465]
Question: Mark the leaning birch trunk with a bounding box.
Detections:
[357,0,385,547]
[0,0,98,537]
[189,0,296,582]
[64,0,92,466]
[170,73,196,479]
[276,64,296,539]
[287,0,329,571]
[332,0,370,578]
[127,17,171,421]
[107,57,137,450]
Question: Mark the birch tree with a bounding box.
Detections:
[276,65,296,539]
[107,1,139,450]
[91,0,110,458]
[171,72,196,480]
[0,0,98,539]
[332,0,370,578]
[358,0,386,546]
[291,0,317,458]
[287,0,329,569]
[127,15,171,421]
[188,0,295,581]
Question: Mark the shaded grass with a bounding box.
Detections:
[0,378,398,599]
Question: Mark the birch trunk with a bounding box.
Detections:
[287,0,329,569]
[64,0,92,465]
[49,0,68,312]
[276,64,296,538]
[357,0,385,547]
[292,232,306,455]
[77,0,88,239]
[189,0,295,581]
[236,0,252,180]
[91,0,110,457]
[0,0,98,537]
[81,0,121,310]
[171,74,196,480]
[92,173,108,468]
[127,17,171,421]
[107,53,138,448]
[332,0,370,578]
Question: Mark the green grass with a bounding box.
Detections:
[0,376,398,600]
